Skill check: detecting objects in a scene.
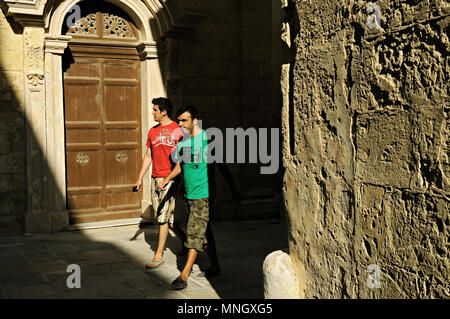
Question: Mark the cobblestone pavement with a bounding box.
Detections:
[0,219,287,299]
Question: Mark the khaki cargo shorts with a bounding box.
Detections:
[184,198,209,252]
[151,177,176,224]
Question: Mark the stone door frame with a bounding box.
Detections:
[1,0,205,232]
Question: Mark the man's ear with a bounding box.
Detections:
[193,118,198,126]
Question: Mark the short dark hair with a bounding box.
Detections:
[176,105,200,120]
[152,97,173,117]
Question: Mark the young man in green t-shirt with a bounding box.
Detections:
[159,105,219,290]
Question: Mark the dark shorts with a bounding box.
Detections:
[184,198,209,252]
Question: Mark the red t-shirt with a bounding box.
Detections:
[146,121,183,177]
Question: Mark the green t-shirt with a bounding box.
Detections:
[174,130,209,199]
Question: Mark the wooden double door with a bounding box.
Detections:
[63,44,142,224]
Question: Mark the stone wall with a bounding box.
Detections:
[281,0,449,298]
[0,10,26,231]
[178,0,281,220]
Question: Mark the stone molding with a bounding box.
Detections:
[26,72,44,86]
[137,41,166,60]
[1,0,207,35]
[0,0,45,26]
[159,0,206,38]
[44,35,71,54]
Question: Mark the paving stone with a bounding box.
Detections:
[4,284,57,298]
[83,249,129,265]
[0,263,39,276]
[0,220,288,299]
[77,264,111,277]
[83,277,140,298]
[22,250,56,261]
[120,273,163,291]
[51,250,93,262]
[61,288,101,299]
[46,273,72,292]
[30,261,68,275]
[180,288,220,299]
[0,248,22,257]
[44,242,80,254]
[0,253,28,264]
[0,274,49,287]
[141,288,188,299]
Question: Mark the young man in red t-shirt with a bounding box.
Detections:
[134,97,183,270]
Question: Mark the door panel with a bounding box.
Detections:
[64,50,142,224]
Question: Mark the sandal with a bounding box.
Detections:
[145,260,164,270]
[171,276,188,290]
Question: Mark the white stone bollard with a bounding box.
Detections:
[263,249,299,299]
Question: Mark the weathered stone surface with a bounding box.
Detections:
[24,213,51,233]
[282,0,449,298]
[179,0,281,219]
[263,249,299,299]
[49,211,69,232]
[0,10,26,231]
[0,174,11,193]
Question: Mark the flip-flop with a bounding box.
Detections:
[171,276,188,290]
[145,260,164,270]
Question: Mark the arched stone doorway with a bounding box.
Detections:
[62,3,143,224]
[0,0,208,232]
[44,0,168,228]
[0,0,200,231]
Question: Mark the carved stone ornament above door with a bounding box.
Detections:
[0,0,206,36]
[67,12,135,39]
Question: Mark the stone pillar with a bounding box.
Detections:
[23,29,71,233]
[44,35,71,231]
[263,250,299,299]
[137,41,167,220]
[23,25,49,232]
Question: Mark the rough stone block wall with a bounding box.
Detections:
[281,0,449,298]
[0,11,26,230]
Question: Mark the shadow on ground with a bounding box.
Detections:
[0,218,287,299]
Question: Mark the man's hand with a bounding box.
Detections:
[159,163,180,191]
[133,180,142,192]
[159,178,170,190]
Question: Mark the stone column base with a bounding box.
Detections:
[263,249,299,299]
[24,210,69,233]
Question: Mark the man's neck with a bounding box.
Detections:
[159,117,172,126]
[190,126,202,137]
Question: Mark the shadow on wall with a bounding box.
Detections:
[149,0,284,222]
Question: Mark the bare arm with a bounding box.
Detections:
[134,148,152,192]
[159,163,181,190]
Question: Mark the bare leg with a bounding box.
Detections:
[146,222,169,266]
[180,248,198,282]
